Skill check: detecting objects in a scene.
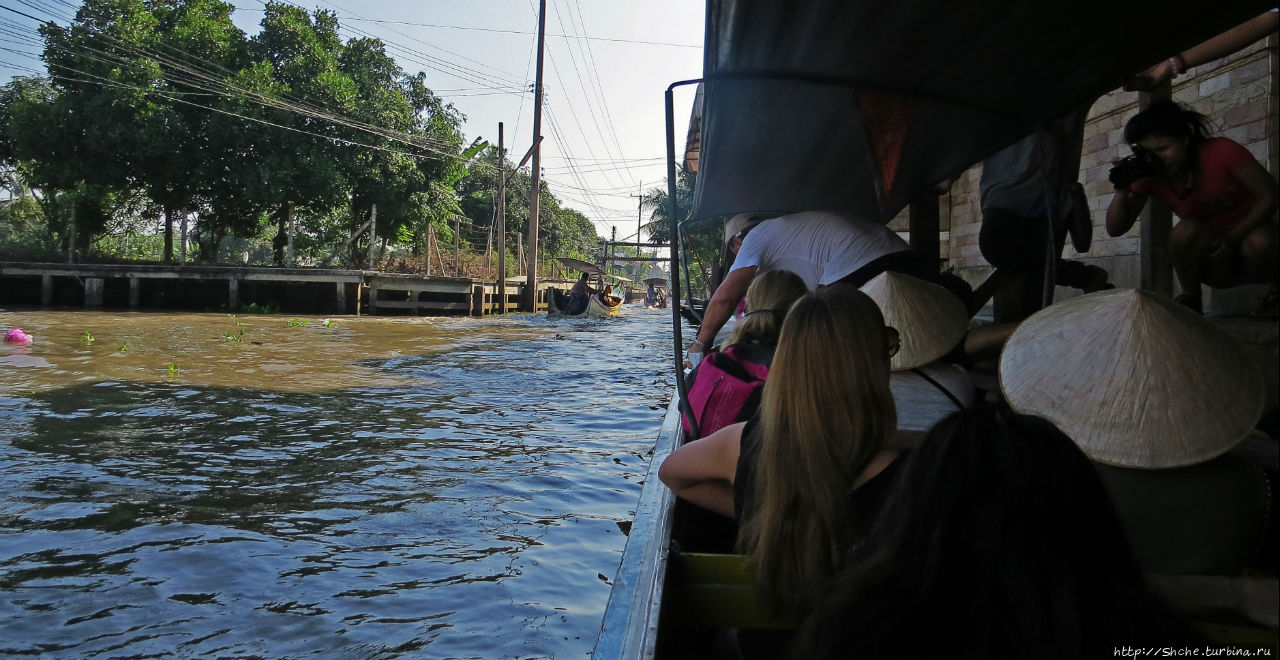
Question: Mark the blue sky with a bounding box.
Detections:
[0,0,706,240]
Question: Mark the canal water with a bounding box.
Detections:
[0,307,679,658]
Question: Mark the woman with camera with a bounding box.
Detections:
[1105,101,1278,317]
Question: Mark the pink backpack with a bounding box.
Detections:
[682,346,770,439]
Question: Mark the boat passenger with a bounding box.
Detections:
[566,272,597,314]
[999,289,1276,623]
[1105,101,1279,317]
[977,103,1114,322]
[794,407,1204,659]
[859,271,977,445]
[684,211,918,368]
[598,284,621,307]
[682,269,808,439]
[661,285,900,620]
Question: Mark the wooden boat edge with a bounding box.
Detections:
[592,396,682,658]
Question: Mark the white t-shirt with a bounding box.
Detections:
[730,211,910,289]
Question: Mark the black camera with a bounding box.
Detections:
[1108,147,1163,189]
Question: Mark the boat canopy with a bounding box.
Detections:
[557,257,601,274]
[686,0,1273,225]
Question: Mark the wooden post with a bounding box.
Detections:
[497,122,508,314]
[129,276,140,309]
[908,193,941,277]
[368,203,378,269]
[41,274,52,306]
[1138,83,1174,296]
[67,199,76,264]
[454,217,461,277]
[335,281,346,313]
[161,207,171,264]
[433,226,446,275]
[84,278,103,308]
[485,206,494,276]
[180,212,188,264]
[472,284,484,316]
[285,203,294,267]
[228,278,239,310]
[517,233,525,276]
[368,282,378,315]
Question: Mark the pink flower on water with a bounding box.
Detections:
[4,328,32,345]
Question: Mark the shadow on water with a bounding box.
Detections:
[0,307,682,657]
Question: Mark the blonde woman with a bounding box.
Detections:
[681,269,808,439]
[661,284,900,618]
[724,268,808,352]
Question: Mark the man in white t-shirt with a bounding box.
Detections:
[685,210,917,366]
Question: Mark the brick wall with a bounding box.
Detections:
[938,34,1277,294]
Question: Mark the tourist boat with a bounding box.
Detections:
[593,0,1278,657]
[546,285,623,318]
[547,257,625,318]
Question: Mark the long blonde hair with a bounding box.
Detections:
[737,284,897,615]
[726,269,808,348]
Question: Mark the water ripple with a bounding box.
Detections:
[0,308,682,657]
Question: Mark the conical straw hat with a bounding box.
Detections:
[860,271,968,371]
[999,289,1263,469]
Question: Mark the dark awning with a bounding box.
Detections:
[688,0,1273,224]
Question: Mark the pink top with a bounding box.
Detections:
[1130,137,1260,232]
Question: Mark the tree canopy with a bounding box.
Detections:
[0,0,601,272]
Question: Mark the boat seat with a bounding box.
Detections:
[661,552,795,630]
[662,552,1280,648]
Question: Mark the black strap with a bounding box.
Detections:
[709,349,763,383]
[911,367,966,410]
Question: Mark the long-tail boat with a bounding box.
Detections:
[594,0,1278,656]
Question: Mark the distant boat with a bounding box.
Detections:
[546,286,623,318]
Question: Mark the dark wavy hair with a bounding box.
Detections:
[1123,100,1213,145]
[792,406,1200,660]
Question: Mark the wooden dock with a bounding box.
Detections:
[0,262,567,316]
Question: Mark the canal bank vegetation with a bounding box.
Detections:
[0,0,617,281]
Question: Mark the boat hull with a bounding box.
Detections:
[547,287,623,318]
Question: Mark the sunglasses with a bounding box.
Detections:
[885,326,900,358]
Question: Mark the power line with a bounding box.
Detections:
[231,8,701,48]
[546,0,629,189]
[566,0,634,182]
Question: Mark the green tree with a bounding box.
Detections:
[641,168,716,295]
[247,3,354,265]
[148,0,249,261]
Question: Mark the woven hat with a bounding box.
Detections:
[719,214,771,278]
[723,213,767,247]
[999,288,1263,469]
[859,271,968,371]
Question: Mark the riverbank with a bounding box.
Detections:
[0,261,574,316]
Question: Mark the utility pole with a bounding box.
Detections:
[520,0,547,312]
[609,225,616,282]
[497,122,507,314]
[453,216,460,276]
[636,181,643,248]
